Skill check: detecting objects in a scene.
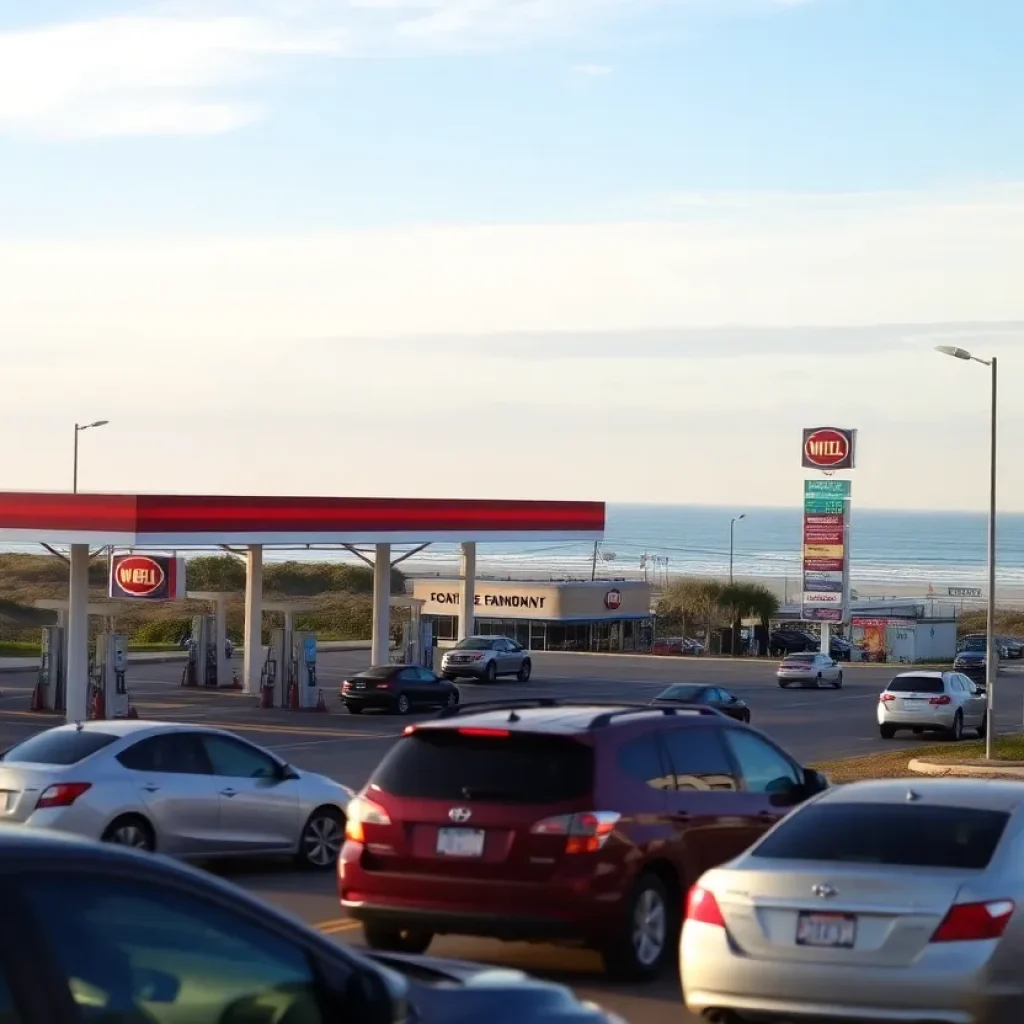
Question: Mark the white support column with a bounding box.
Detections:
[371,543,391,665]
[820,621,831,655]
[458,541,476,640]
[242,545,263,696]
[65,544,91,722]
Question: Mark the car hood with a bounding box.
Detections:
[362,951,624,1022]
[300,771,355,802]
[956,651,986,661]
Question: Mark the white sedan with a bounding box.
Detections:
[776,652,843,689]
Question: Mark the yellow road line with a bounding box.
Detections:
[315,917,361,935]
[206,720,396,739]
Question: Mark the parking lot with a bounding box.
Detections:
[2,650,1023,1023]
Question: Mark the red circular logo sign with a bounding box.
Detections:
[604,589,622,610]
[804,428,850,468]
[114,555,165,597]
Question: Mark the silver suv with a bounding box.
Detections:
[440,636,532,683]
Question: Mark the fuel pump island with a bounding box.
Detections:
[0,492,606,724]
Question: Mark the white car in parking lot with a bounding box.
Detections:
[878,670,987,741]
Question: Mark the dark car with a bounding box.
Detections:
[650,684,751,723]
[953,637,1000,683]
[769,630,816,656]
[339,698,828,981]
[0,827,619,1024]
[958,633,1018,659]
[342,665,460,715]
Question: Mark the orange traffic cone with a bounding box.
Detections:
[29,683,43,712]
[91,687,106,721]
[315,688,328,713]
[230,669,243,691]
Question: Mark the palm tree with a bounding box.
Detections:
[719,582,780,655]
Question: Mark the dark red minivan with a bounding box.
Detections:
[339,700,828,980]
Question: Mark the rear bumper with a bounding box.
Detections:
[877,705,955,729]
[339,844,627,942]
[341,693,396,708]
[681,920,1012,1024]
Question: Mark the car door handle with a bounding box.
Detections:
[756,811,777,821]
[221,788,237,797]
[141,785,159,793]
[668,812,691,824]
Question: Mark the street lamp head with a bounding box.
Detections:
[89,419,110,428]
[935,345,972,361]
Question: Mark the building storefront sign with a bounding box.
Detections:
[801,473,853,623]
[108,553,186,601]
[428,591,548,610]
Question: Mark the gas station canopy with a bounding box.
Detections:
[0,492,605,546]
[0,491,606,725]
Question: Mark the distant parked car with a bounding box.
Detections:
[776,652,843,689]
[440,636,532,683]
[958,633,1018,659]
[651,637,703,656]
[954,636,1001,682]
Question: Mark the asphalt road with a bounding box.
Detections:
[2,650,1023,1023]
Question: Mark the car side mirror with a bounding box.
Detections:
[802,768,830,795]
[278,763,300,781]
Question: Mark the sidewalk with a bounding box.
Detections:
[0,639,371,674]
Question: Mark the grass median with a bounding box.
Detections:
[813,733,1024,782]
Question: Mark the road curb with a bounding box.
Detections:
[908,758,1024,779]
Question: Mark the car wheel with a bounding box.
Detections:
[743,710,751,724]
[815,673,823,689]
[601,873,674,982]
[297,806,343,870]
[345,703,362,714]
[833,672,843,689]
[517,659,532,683]
[879,725,896,739]
[445,689,459,708]
[777,680,788,688]
[363,922,433,955]
[483,661,497,683]
[947,711,964,741]
[101,814,155,852]
[395,693,411,715]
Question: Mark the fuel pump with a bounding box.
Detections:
[183,615,219,687]
[92,633,131,719]
[265,628,292,708]
[32,625,66,712]
[292,631,319,709]
[419,619,434,670]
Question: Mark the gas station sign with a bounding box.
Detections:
[109,553,186,601]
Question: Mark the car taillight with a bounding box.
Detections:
[685,886,725,927]
[530,811,621,853]
[344,795,391,843]
[929,695,952,705]
[457,728,509,737]
[880,693,896,702]
[931,900,1014,942]
[36,782,91,809]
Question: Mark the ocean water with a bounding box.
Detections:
[2,503,1019,590]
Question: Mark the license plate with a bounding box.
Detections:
[796,912,856,948]
[436,828,485,857]
[353,682,365,690]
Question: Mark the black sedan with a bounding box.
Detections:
[650,684,751,722]
[342,664,460,715]
[0,828,621,1024]
[953,637,1000,683]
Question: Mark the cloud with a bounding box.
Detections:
[572,63,613,76]
[0,0,815,137]
[0,13,344,139]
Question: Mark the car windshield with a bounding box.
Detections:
[886,675,944,694]
[657,685,706,701]
[370,730,594,803]
[1,730,118,765]
[751,803,1009,869]
[960,639,987,651]
[453,638,495,651]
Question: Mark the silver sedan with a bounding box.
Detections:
[777,652,843,688]
[682,778,1024,1023]
[0,720,353,869]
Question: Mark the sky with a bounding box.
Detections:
[1,0,1023,512]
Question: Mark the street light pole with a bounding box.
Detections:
[729,514,745,585]
[72,420,110,494]
[936,346,997,758]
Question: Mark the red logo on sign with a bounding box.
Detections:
[114,555,165,597]
[804,428,851,468]
[605,589,622,610]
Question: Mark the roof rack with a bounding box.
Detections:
[431,698,722,728]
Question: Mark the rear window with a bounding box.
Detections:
[370,730,594,803]
[357,667,396,679]
[886,675,944,694]
[1,730,118,766]
[784,654,815,663]
[657,685,704,701]
[752,803,1009,869]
